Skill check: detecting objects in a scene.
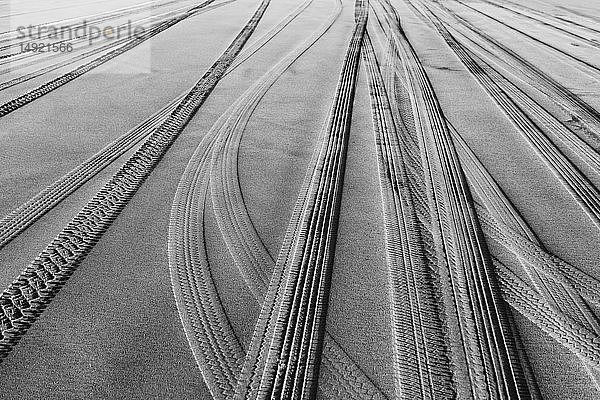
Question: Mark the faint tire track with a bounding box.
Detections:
[0,0,190,56]
[429,1,600,147]
[478,0,600,48]
[0,0,217,119]
[452,0,600,80]
[0,0,237,91]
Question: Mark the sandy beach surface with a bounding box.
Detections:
[0,0,599,398]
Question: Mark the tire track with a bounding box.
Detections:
[498,0,600,36]
[0,0,191,54]
[0,0,173,37]
[0,0,217,119]
[205,0,387,396]
[0,1,216,74]
[0,0,269,361]
[376,0,533,397]
[224,0,315,76]
[429,3,600,147]
[362,30,455,399]
[169,0,385,398]
[441,7,600,147]
[210,0,331,301]
[0,0,283,252]
[556,5,600,27]
[415,5,600,232]
[0,0,113,21]
[453,0,600,79]
[449,122,600,389]
[475,206,600,309]
[0,0,237,91]
[168,0,320,394]
[234,2,367,398]
[477,0,600,48]
[494,258,600,371]
[0,93,181,250]
[449,123,600,309]
[0,2,197,66]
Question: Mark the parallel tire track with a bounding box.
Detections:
[0,0,281,253]
[379,0,534,397]
[362,30,455,399]
[234,2,367,398]
[478,0,600,48]
[0,0,189,55]
[0,0,269,360]
[497,0,600,36]
[0,94,182,250]
[0,1,237,91]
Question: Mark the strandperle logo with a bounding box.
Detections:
[15,20,147,45]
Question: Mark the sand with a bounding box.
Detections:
[0,0,599,398]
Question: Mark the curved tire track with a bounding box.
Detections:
[0,0,285,253]
[169,0,385,398]
[450,121,600,390]
[206,0,387,396]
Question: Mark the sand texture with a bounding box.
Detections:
[0,0,599,398]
